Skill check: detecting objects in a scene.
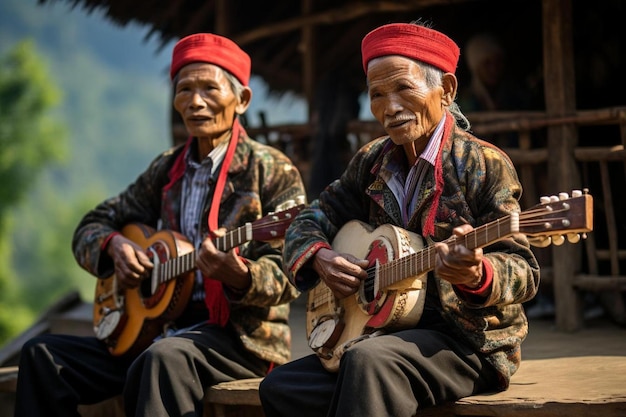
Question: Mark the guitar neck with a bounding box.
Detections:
[214,223,253,252]
[157,223,252,283]
[377,214,517,289]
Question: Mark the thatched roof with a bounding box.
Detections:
[36,0,624,116]
[38,0,540,100]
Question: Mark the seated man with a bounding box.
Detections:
[15,32,306,417]
[260,20,539,417]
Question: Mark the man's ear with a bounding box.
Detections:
[441,73,458,106]
[236,86,253,115]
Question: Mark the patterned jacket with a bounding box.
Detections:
[284,117,540,389]
[73,130,306,365]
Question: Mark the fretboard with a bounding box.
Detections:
[377,214,517,288]
[154,223,252,285]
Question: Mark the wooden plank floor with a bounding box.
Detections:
[1,296,625,417]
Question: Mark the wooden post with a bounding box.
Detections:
[215,0,230,35]
[542,0,583,331]
[302,0,315,121]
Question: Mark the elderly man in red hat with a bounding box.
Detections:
[259,19,539,417]
[14,33,306,417]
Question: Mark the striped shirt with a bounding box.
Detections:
[180,138,228,302]
[385,116,446,226]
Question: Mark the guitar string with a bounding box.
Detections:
[155,216,297,283]
[309,200,580,318]
[317,204,574,295]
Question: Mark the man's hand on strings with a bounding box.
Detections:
[434,224,484,288]
[312,247,369,299]
[107,234,154,290]
[196,228,251,291]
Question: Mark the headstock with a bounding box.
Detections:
[251,202,306,242]
[519,190,593,247]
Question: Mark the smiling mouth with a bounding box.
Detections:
[385,118,412,129]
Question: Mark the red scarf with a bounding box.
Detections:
[165,120,242,327]
[422,112,453,238]
[202,120,241,327]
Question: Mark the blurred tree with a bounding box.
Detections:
[11,190,102,311]
[0,40,66,343]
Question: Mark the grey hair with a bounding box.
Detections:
[221,70,246,104]
[171,66,247,105]
[416,61,471,131]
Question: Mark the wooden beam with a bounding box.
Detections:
[302,0,314,120]
[186,1,215,36]
[231,0,478,46]
[321,20,370,73]
[470,108,626,135]
[252,35,303,89]
[542,0,583,332]
[215,0,229,35]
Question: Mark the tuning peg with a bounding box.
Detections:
[552,235,565,246]
[274,200,296,212]
[559,192,570,200]
[567,233,581,244]
[528,236,552,248]
[296,195,307,205]
[572,189,582,197]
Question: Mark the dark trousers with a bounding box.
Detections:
[260,327,498,417]
[14,324,268,417]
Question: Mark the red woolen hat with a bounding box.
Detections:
[170,33,251,86]
[361,23,460,75]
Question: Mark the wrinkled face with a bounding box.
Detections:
[173,62,241,140]
[367,55,445,146]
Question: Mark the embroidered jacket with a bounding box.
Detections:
[284,120,540,389]
[73,132,306,365]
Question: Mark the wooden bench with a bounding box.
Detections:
[205,378,265,417]
[0,366,18,393]
[2,356,626,417]
[205,355,626,417]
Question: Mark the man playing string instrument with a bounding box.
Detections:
[260,19,539,417]
[15,33,306,417]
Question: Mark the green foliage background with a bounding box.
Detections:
[0,0,307,347]
[0,39,67,341]
[0,0,173,345]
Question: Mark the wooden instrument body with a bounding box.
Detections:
[93,204,305,357]
[93,224,195,357]
[306,220,427,372]
[305,191,594,372]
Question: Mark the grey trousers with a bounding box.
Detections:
[14,323,269,417]
[260,327,499,417]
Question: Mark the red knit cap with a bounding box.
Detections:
[361,23,460,75]
[170,33,251,86]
